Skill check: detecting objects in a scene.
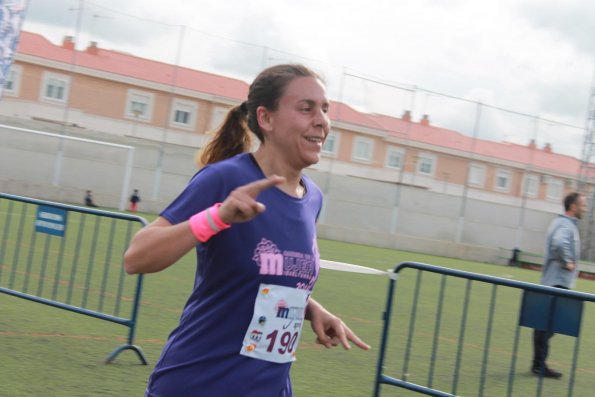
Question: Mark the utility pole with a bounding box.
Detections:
[53,0,84,186]
[578,66,595,260]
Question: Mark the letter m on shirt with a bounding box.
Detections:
[259,253,283,275]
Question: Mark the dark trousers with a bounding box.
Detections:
[532,330,553,368]
[532,285,568,368]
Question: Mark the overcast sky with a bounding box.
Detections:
[21,0,595,158]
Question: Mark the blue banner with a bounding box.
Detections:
[0,0,27,97]
[35,205,67,237]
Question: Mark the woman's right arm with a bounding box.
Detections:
[124,175,285,275]
[124,217,197,274]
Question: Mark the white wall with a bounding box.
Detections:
[0,119,566,264]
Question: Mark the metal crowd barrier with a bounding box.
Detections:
[0,193,147,364]
[373,262,595,396]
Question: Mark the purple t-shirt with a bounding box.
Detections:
[146,153,323,397]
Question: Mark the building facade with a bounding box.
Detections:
[2,31,583,215]
[2,31,592,262]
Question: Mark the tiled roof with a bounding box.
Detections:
[16,30,582,175]
[17,31,249,100]
[328,102,387,131]
[369,113,580,175]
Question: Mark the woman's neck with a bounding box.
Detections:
[252,149,304,197]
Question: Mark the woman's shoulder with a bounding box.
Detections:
[302,174,322,196]
[210,153,255,173]
[190,153,259,186]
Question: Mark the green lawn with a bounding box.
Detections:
[1,204,594,396]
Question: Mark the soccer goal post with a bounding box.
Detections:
[0,124,135,210]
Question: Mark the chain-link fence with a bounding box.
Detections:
[4,0,593,263]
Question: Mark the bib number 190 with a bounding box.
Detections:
[266,330,299,354]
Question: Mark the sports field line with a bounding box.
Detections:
[0,265,135,299]
[0,331,345,351]
[0,330,164,344]
[3,330,595,374]
[391,329,595,376]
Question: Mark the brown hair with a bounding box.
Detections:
[199,64,321,166]
[564,192,581,211]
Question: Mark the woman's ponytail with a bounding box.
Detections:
[198,105,251,166]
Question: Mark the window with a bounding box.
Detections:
[3,65,21,95]
[41,72,70,103]
[468,164,485,187]
[385,147,404,169]
[175,110,190,124]
[4,72,14,91]
[546,177,563,201]
[131,101,147,116]
[125,90,154,120]
[522,174,539,198]
[46,79,66,99]
[352,137,373,162]
[494,169,511,192]
[322,131,339,156]
[416,153,436,176]
[170,99,197,129]
[210,106,228,130]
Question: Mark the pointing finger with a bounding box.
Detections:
[345,326,371,351]
[240,175,286,197]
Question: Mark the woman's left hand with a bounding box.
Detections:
[306,298,370,351]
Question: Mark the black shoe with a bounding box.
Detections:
[532,366,562,379]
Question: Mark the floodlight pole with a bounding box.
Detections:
[318,66,346,224]
[515,117,540,250]
[455,101,482,243]
[390,88,416,234]
[260,46,269,70]
[53,0,84,186]
[153,24,185,200]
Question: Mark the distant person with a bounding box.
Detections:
[129,189,141,212]
[124,64,369,397]
[84,190,98,207]
[532,191,586,379]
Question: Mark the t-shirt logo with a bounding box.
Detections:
[251,238,319,289]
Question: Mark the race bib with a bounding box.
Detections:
[240,283,310,363]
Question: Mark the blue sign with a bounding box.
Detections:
[35,205,67,237]
[519,290,583,337]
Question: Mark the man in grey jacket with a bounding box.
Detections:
[532,192,586,379]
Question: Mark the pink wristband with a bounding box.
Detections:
[188,203,231,243]
[209,203,230,230]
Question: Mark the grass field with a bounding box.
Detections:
[1,205,595,396]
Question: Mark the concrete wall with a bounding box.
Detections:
[0,119,198,212]
[306,172,557,262]
[1,119,561,264]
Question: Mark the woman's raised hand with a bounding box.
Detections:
[218,175,286,224]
